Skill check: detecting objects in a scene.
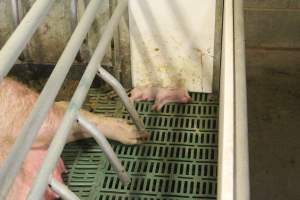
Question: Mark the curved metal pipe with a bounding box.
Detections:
[49,177,80,200]
[97,67,146,132]
[77,114,130,185]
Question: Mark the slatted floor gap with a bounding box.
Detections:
[62,88,219,200]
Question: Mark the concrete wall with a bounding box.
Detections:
[0,0,112,65]
[244,1,300,200]
[245,1,300,49]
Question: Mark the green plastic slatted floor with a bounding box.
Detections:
[62,89,218,200]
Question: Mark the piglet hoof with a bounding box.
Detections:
[129,88,144,102]
[98,117,150,145]
[151,103,163,112]
[129,87,158,102]
[119,127,150,145]
[136,130,151,144]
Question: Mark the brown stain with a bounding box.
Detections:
[193,47,202,53]
[154,48,160,51]
[42,23,50,35]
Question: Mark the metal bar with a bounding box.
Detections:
[212,0,224,97]
[217,0,235,199]
[0,0,56,81]
[0,1,103,198]
[97,67,146,132]
[234,0,250,199]
[10,0,27,61]
[48,177,80,200]
[70,0,78,31]
[70,0,83,62]
[27,1,129,199]
[77,114,130,184]
[110,0,122,81]
[11,0,20,28]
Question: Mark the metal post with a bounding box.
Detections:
[10,0,20,28]
[70,0,78,31]
[234,0,250,199]
[212,0,224,97]
[10,0,27,61]
[0,0,56,81]
[97,67,146,132]
[110,0,122,81]
[48,177,80,200]
[217,0,235,199]
[27,1,129,199]
[0,1,103,198]
[77,114,130,184]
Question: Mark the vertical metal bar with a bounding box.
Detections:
[110,0,121,81]
[27,1,129,199]
[77,114,130,184]
[11,0,20,28]
[70,0,83,62]
[97,67,146,132]
[0,1,103,198]
[48,177,80,200]
[0,0,57,81]
[234,0,250,199]
[212,0,224,97]
[217,0,235,199]
[10,0,27,61]
[70,0,78,31]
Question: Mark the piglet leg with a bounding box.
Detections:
[151,87,191,111]
[129,87,158,102]
[56,101,150,145]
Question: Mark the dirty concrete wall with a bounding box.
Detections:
[244,1,300,60]
[244,1,300,200]
[0,0,112,65]
[0,0,133,88]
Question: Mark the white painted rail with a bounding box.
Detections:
[218,0,250,199]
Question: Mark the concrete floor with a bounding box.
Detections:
[247,49,300,200]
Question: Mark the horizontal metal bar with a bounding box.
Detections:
[77,114,130,185]
[217,0,235,199]
[0,0,56,81]
[234,0,250,199]
[97,67,146,132]
[27,1,129,199]
[48,177,80,200]
[0,0,103,198]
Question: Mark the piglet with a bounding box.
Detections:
[129,87,158,102]
[0,78,149,200]
[130,86,191,111]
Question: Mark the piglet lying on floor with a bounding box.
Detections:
[130,86,191,111]
[0,78,149,200]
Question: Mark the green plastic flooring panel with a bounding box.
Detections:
[62,89,219,200]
